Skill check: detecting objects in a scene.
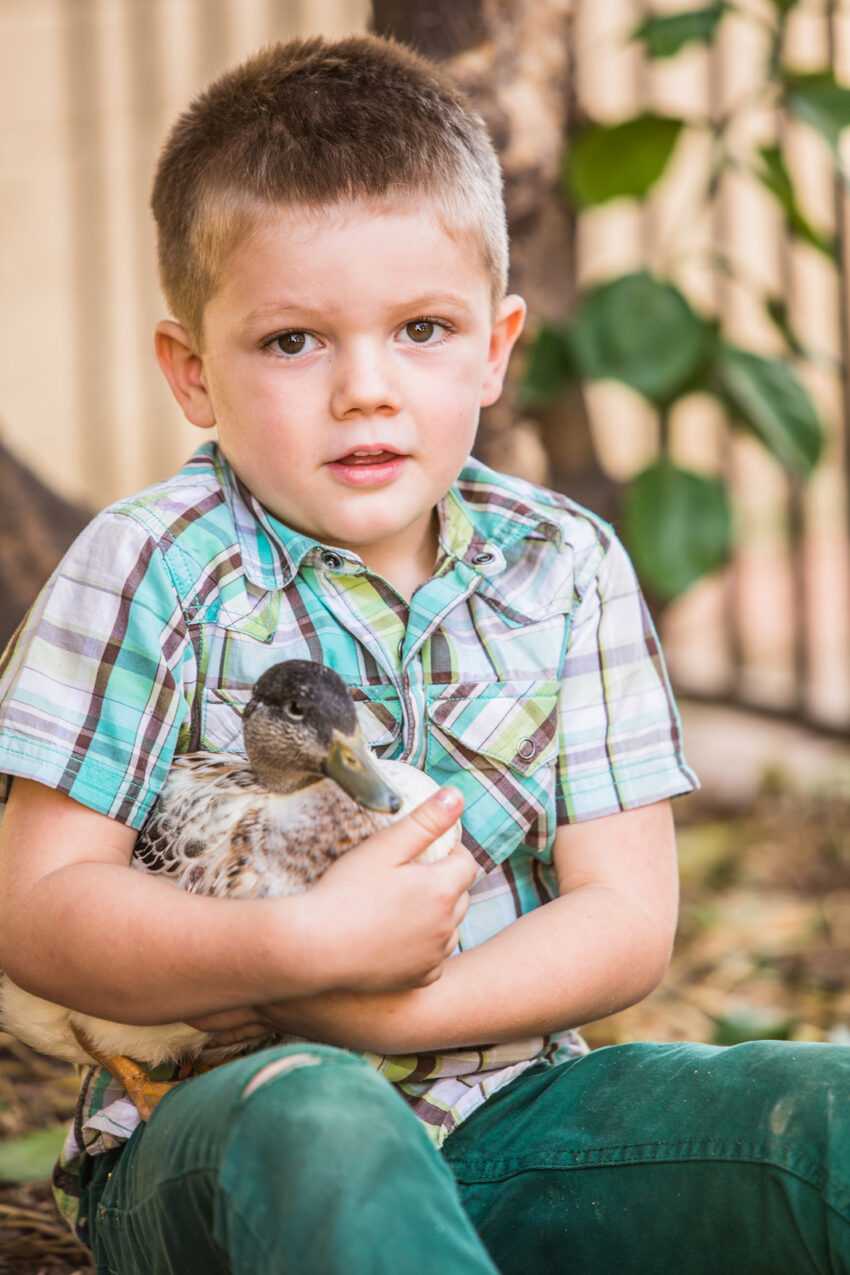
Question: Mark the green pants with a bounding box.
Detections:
[82,1039,850,1274]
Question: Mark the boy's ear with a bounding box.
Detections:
[480,295,527,408]
[154,320,216,429]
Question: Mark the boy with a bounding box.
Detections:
[0,32,847,1275]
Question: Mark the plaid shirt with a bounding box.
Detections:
[0,442,697,1241]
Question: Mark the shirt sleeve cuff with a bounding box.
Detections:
[0,734,159,829]
[556,754,700,824]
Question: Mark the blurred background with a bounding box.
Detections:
[2,2,850,1270]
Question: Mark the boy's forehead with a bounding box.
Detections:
[215,196,492,322]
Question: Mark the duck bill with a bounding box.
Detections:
[322,729,402,814]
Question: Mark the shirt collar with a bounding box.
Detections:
[213,447,334,590]
[444,456,565,560]
[209,443,562,592]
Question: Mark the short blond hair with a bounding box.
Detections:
[151,34,509,344]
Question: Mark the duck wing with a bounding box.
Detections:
[134,753,390,899]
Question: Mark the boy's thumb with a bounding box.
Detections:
[392,786,464,863]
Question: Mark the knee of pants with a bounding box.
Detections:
[217,1044,423,1175]
[715,1040,850,1151]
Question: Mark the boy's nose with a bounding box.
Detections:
[330,345,401,419]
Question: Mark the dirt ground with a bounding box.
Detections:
[2,770,849,1273]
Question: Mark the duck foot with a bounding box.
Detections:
[69,1023,179,1121]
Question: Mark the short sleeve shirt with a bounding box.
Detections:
[0,442,698,1236]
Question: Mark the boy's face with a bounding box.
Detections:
[157,196,525,580]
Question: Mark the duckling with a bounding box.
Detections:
[0,661,460,1118]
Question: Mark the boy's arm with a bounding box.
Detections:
[252,798,679,1053]
[0,779,473,1023]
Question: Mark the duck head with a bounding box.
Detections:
[242,660,402,814]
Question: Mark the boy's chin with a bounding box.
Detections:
[323,503,438,548]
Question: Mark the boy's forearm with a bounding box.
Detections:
[258,883,674,1054]
[4,862,325,1023]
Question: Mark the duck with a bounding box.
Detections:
[0,660,461,1118]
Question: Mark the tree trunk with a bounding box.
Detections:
[370,0,619,521]
[0,439,90,651]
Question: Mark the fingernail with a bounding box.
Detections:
[436,786,462,809]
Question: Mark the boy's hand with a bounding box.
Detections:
[183,1006,272,1045]
[300,786,474,994]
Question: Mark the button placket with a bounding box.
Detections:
[399,568,484,767]
[400,657,427,768]
[315,572,405,689]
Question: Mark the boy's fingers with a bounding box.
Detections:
[390,787,464,864]
[451,891,470,928]
[183,1005,270,1044]
[184,1007,266,1032]
[197,1023,269,1046]
[439,842,477,891]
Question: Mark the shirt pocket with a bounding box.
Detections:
[425,680,560,866]
[349,684,402,756]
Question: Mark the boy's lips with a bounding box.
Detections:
[327,446,408,488]
[329,444,407,463]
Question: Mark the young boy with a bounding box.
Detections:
[1,33,847,1275]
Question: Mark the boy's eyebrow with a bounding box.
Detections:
[243,293,476,325]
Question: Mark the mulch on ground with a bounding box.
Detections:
[0,1032,92,1273]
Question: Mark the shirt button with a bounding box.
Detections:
[321,551,343,570]
[472,550,495,565]
[517,738,537,761]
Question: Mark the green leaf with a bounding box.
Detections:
[765,296,805,357]
[623,459,733,601]
[632,4,727,59]
[567,272,711,405]
[756,146,835,257]
[784,72,850,151]
[518,322,574,407]
[713,343,825,475]
[712,1009,796,1046]
[765,297,840,370]
[565,115,684,208]
[0,1124,68,1183]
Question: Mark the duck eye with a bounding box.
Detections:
[286,700,305,721]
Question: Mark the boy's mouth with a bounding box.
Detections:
[336,449,400,465]
[327,446,408,488]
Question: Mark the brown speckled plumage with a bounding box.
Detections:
[131,661,458,901]
[134,753,400,898]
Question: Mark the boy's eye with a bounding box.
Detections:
[266,331,318,357]
[264,320,451,357]
[405,317,435,341]
[402,319,449,345]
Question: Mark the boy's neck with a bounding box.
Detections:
[356,511,439,604]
